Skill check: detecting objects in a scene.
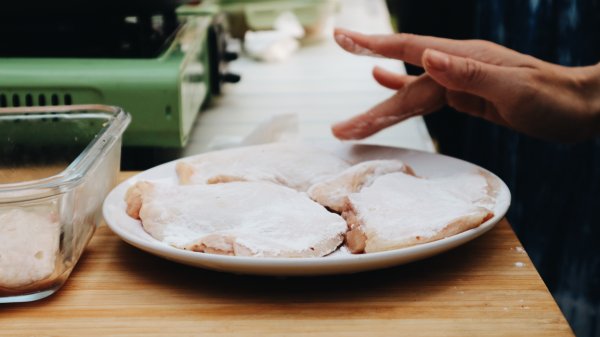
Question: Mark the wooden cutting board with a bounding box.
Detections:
[0,172,573,336]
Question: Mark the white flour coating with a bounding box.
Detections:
[307,159,412,212]
[0,209,59,288]
[135,181,347,257]
[348,172,495,253]
[430,171,498,210]
[175,142,350,192]
[334,33,384,58]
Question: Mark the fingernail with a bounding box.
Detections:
[334,33,382,58]
[332,122,360,140]
[425,49,450,71]
[334,33,352,49]
[331,121,347,133]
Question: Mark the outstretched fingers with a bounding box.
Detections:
[372,66,417,90]
[334,28,530,68]
[334,28,478,67]
[422,49,525,104]
[332,75,446,139]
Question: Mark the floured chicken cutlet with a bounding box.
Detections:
[175,142,350,192]
[307,159,414,212]
[341,172,496,254]
[125,181,347,258]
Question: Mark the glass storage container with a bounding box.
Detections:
[0,104,130,303]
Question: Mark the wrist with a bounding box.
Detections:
[582,63,600,137]
[569,62,600,139]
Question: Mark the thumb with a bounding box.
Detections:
[422,49,520,101]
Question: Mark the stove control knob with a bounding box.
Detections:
[223,51,239,62]
[221,73,241,83]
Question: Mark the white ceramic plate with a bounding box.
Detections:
[103,143,510,276]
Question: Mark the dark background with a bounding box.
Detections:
[387,1,600,336]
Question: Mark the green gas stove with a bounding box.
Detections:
[0,0,239,148]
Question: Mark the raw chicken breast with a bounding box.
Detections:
[175,142,350,192]
[125,181,347,258]
[0,209,59,288]
[342,172,495,254]
[307,159,414,212]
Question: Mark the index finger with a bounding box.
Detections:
[334,28,518,67]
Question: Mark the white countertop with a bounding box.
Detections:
[183,0,434,156]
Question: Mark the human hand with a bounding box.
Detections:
[331,28,600,142]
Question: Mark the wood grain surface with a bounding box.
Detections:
[0,173,573,336]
